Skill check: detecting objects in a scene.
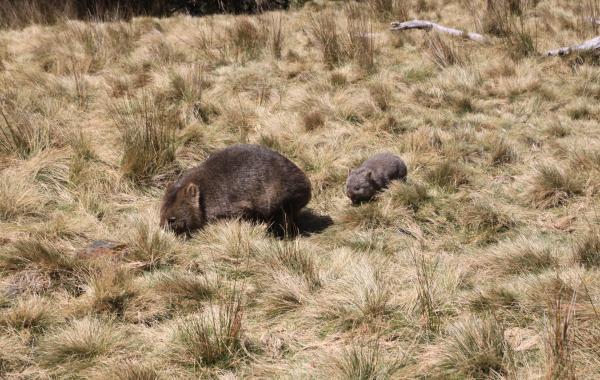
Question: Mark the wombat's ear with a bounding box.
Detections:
[184,183,199,199]
[366,170,376,184]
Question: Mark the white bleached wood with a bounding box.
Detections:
[545,36,600,57]
[390,19,487,43]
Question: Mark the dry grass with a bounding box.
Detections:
[0,1,599,378]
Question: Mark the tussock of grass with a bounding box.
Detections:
[84,265,137,316]
[368,82,392,111]
[345,4,376,73]
[38,317,123,369]
[391,181,430,211]
[0,239,79,275]
[302,109,326,131]
[171,294,244,368]
[573,229,600,268]
[227,18,266,64]
[263,239,321,289]
[489,138,518,166]
[153,271,214,302]
[412,252,442,333]
[111,96,177,185]
[340,202,398,229]
[124,215,179,270]
[0,333,29,374]
[482,237,558,276]
[0,172,43,221]
[266,14,285,59]
[460,198,516,243]
[427,315,513,378]
[309,10,343,68]
[260,271,310,317]
[113,361,162,380]
[367,0,408,21]
[528,166,583,209]
[0,295,55,332]
[317,256,391,331]
[425,160,469,191]
[426,33,466,69]
[543,292,576,380]
[469,287,520,312]
[330,340,402,379]
[0,99,53,158]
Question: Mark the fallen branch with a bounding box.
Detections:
[390,20,487,43]
[545,36,600,57]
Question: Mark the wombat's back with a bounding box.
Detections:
[362,153,407,179]
[191,144,311,220]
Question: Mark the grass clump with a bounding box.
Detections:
[265,239,321,290]
[171,295,244,368]
[125,215,178,270]
[490,138,518,166]
[302,109,326,131]
[0,173,42,221]
[528,166,583,209]
[113,361,162,380]
[460,198,516,243]
[0,239,78,275]
[391,181,430,211]
[0,101,52,159]
[0,295,54,333]
[483,238,558,276]
[426,161,469,191]
[39,317,122,369]
[309,11,343,68]
[85,266,137,317]
[573,229,600,268]
[153,271,214,302]
[111,96,177,185]
[227,18,266,63]
[345,4,376,73]
[331,340,402,379]
[426,33,466,69]
[431,315,513,378]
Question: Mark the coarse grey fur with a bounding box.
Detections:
[160,144,311,236]
[346,153,407,204]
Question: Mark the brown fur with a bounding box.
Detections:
[160,144,311,235]
[346,153,407,204]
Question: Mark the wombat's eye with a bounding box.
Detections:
[168,217,176,224]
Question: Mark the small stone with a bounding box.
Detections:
[78,240,127,259]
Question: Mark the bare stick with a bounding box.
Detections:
[545,36,600,57]
[390,20,487,43]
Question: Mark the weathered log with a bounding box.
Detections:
[545,36,600,57]
[390,20,487,43]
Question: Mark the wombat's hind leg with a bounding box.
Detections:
[270,209,299,239]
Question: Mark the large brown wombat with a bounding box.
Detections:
[346,153,407,204]
[160,144,311,236]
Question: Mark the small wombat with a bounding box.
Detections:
[346,153,407,204]
[160,144,311,236]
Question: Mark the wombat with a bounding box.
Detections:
[346,153,407,204]
[160,144,311,236]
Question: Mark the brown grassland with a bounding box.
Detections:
[1,0,600,378]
